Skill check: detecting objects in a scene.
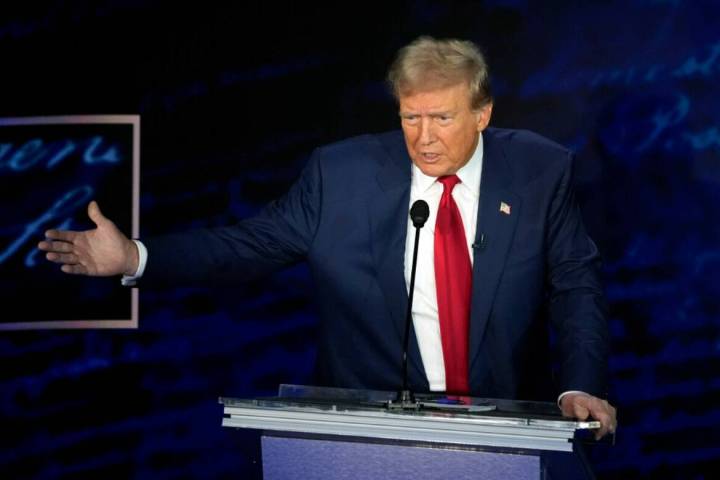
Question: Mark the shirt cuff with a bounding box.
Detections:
[557,390,589,407]
[120,240,148,287]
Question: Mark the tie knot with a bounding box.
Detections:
[438,175,461,192]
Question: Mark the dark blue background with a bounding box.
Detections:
[1,1,718,478]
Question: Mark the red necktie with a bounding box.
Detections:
[434,175,472,395]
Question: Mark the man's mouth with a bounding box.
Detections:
[420,152,440,162]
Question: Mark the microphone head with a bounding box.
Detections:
[410,200,430,228]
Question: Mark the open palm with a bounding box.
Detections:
[38,201,138,276]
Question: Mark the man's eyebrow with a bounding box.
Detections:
[398,110,456,116]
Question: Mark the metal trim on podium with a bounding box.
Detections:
[220,385,599,479]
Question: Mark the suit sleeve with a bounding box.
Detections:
[140,149,324,287]
[546,152,610,398]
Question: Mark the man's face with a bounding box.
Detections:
[399,82,492,177]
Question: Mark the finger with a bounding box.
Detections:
[560,405,574,418]
[61,264,88,275]
[87,201,107,227]
[38,240,74,253]
[44,229,79,242]
[573,401,590,420]
[46,252,79,264]
[594,414,613,440]
[593,414,611,439]
[605,404,617,434]
[560,393,587,418]
[588,401,616,440]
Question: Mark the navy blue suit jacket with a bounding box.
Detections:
[143,128,609,401]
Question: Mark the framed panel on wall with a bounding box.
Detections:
[0,115,139,329]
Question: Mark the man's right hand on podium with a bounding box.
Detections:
[38,201,138,277]
[560,392,617,441]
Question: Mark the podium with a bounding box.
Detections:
[221,385,599,479]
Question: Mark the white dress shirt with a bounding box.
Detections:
[120,240,147,287]
[404,136,483,391]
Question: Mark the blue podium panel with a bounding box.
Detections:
[262,435,541,480]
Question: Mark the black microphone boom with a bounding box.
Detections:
[392,199,429,408]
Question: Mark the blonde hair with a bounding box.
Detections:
[387,36,492,109]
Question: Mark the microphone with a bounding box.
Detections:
[410,199,430,228]
[472,233,486,251]
[392,199,429,409]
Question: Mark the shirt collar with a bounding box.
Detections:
[411,134,484,197]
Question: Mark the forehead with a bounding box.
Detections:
[398,82,472,112]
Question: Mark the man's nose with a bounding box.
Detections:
[419,118,436,145]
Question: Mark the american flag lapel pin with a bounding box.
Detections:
[499,201,511,215]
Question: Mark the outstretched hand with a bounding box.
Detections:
[38,201,138,277]
[560,392,617,440]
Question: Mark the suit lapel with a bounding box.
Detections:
[469,130,522,373]
[368,134,428,388]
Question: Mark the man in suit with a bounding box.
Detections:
[39,37,616,438]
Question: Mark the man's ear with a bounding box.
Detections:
[476,103,493,131]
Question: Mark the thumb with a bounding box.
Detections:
[87,201,107,227]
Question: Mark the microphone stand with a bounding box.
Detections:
[388,200,428,410]
[384,200,496,414]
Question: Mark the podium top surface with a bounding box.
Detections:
[220,385,599,452]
